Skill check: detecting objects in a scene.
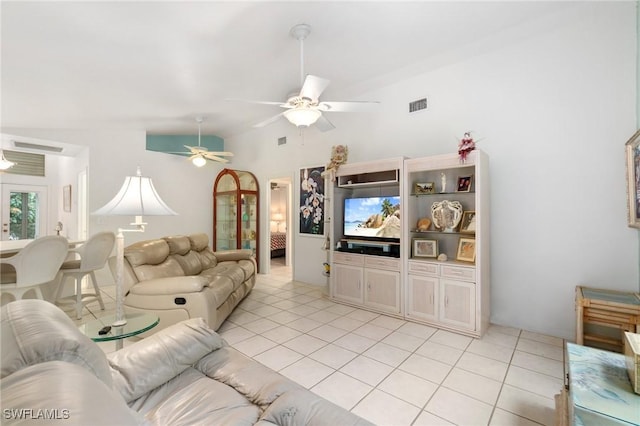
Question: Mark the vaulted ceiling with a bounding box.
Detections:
[1,1,573,139]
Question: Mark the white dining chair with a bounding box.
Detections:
[54,232,115,319]
[0,236,69,304]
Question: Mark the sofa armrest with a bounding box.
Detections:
[213,249,254,262]
[108,318,224,403]
[128,276,208,295]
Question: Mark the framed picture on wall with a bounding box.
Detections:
[63,185,71,212]
[299,165,325,236]
[626,129,640,228]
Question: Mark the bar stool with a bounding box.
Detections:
[55,232,115,319]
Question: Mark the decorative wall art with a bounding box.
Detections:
[413,238,438,258]
[626,129,640,228]
[299,166,325,236]
[63,185,72,212]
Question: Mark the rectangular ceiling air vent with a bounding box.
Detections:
[278,137,287,146]
[409,98,427,113]
[13,140,64,153]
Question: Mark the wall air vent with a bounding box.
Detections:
[278,137,287,146]
[13,140,64,153]
[409,98,427,113]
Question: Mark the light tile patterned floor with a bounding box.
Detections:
[73,260,565,426]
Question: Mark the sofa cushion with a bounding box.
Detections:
[1,361,143,425]
[125,239,170,266]
[261,389,374,426]
[109,318,224,403]
[0,300,112,388]
[196,346,302,410]
[188,233,210,251]
[163,235,191,256]
[128,276,208,295]
[171,251,203,276]
[140,370,261,425]
[204,262,246,290]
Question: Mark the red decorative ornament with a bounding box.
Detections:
[458,132,476,163]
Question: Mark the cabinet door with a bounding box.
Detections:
[333,264,363,304]
[407,274,438,321]
[364,269,401,313]
[440,279,476,330]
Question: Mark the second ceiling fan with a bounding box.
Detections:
[240,24,379,132]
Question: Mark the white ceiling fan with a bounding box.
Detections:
[176,117,234,167]
[235,24,379,132]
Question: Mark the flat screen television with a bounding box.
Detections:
[343,196,401,241]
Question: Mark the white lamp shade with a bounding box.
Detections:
[272,213,284,222]
[93,169,177,216]
[283,107,321,127]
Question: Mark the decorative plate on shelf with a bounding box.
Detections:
[431,200,463,232]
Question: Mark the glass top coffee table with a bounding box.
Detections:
[79,312,159,350]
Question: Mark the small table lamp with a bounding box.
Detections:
[93,167,177,326]
[272,212,284,232]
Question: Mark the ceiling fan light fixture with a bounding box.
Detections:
[284,107,321,127]
[192,154,207,168]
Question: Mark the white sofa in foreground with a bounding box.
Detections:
[0,299,372,425]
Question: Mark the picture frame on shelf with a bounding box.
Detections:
[413,238,438,258]
[456,237,476,262]
[415,182,435,194]
[456,175,472,192]
[625,129,640,228]
[459,211,476,233]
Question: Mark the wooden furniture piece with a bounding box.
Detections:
[404,150,490,337]
[575,285,640,352]
[328,152,490,337]
[213,169,259,269]
[564,342,640,425]
[329,157,403,317]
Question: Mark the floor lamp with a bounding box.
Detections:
[93,167,177,326]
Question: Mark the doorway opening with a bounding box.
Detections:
[267,177,292,280]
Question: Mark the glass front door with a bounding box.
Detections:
[1,184,48,240]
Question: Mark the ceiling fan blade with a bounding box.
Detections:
[226,98,288,108]
[315,114,335,132]
[206,151,234,157]
[184,145,208,152]
[300,75,330,102]
[317,100,380,112]
[253,112,285,128]
[203,153,230,163]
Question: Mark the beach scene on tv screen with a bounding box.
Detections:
[344,196,401,239]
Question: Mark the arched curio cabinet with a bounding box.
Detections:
[213,168,259,269]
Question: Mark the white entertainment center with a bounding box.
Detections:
[328,151,490,337]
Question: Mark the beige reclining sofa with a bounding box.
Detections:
[113,233,255,333]
[1,300,372,425]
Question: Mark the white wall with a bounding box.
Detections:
[226,2,638,339]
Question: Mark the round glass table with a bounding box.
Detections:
[79,312,159,350]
